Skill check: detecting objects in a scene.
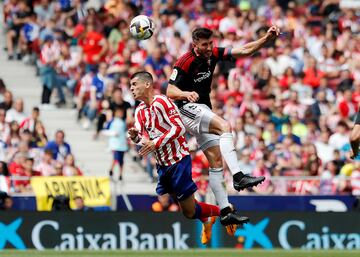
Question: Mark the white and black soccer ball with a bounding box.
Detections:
[129,15,155,40]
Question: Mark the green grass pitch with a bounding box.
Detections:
[1,250,360,257]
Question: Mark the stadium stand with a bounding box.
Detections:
[0,0,359,198]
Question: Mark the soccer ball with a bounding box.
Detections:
[129,15,155,40]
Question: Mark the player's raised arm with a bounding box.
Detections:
[230,25,280,58]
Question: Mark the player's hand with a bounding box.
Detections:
[139,140,156,157]
[184,91,199,102]
[266,25,280,40]
[128,127,139,141]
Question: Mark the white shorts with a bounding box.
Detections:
[179,103,219,151]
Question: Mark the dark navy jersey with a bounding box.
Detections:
[356,109,360,125]
[169,47,233,109]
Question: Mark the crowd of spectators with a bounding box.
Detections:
[1,0,360,196]
[0,77,82,194]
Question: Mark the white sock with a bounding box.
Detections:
[219,133,241,175]
[209,168,230,210]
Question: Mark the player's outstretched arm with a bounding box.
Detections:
[231,25,280,58]
[167,83,199,102]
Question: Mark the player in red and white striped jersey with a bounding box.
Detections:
[128,71,248,245]
[133,94,189,166]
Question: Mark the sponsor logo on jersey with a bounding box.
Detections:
[194,71,211,83]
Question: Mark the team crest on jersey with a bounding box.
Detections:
[170,69,178,81]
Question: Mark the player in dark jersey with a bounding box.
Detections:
[167,26,280,228]
[350,110,360,159]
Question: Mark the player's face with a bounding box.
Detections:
[130,77,146,101]
[193,37,213,59]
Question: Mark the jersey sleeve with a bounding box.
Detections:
[213,47,234,61]
[168,66,187,88]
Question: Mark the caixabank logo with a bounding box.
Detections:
[231,216,360,250]
[0,218,26,249]
[234,218,273,249]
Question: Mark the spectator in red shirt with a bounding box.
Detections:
[303,57,325,88]
[126,39,147,68]
[351,81,360,107]
[19,106,40,135]
[8,152,27,192]
[78,22,109,72]
[15,157,40,192]
[338,88,356,120]
[279,67,296,89]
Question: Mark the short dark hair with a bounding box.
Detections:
[113,87,122,94]
[0,78,6,89]
[337,120,349,129]
[26,157,34,163]
[130,71,153,83]
[114,107,124,114]
[192,27,213,41]
[56,129,64,136]
[44,149,53,156]
[22,129,31,134]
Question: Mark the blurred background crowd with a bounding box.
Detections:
[0,0,360,198]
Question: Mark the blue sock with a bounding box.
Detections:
[192,203,202,219]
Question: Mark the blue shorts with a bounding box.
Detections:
[113,151,125,166]
[156,155,197,201]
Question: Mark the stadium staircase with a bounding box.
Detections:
[0,4,155,195]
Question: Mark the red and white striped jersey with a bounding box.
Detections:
[134,95,189,166]
[40,42,60,65]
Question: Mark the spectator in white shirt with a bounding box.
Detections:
[5,98,27,124]
[0,108,10,144]
[329,121,350,150]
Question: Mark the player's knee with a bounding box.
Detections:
[211,155,222,167]
[219,121,231,134]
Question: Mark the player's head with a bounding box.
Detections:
[130,71,154,101]
[192,27,213,59]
